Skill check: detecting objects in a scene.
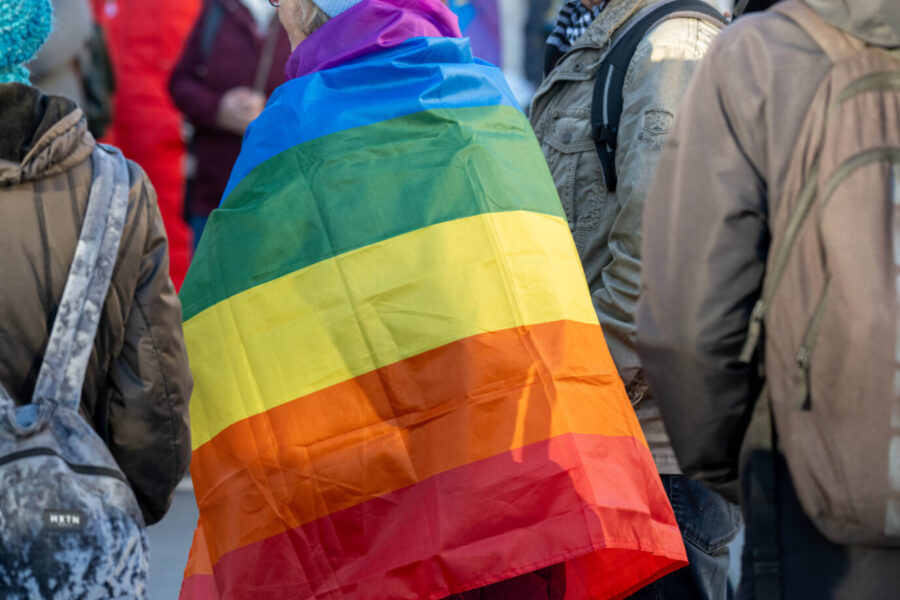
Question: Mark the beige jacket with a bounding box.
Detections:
[530,0,722,473]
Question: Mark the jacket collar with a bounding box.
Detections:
[0,84,94,187]
[569,0,717,51]
[570,0,647,51]
[284,0,460,80]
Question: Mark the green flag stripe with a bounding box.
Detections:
[180,105,564,321]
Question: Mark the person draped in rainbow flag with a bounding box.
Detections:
[178,0,687,597]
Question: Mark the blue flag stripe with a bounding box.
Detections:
[222,36,520,202]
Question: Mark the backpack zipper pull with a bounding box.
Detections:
[796,346,810,372]
[739,299,766,364]
[795,346,811,410]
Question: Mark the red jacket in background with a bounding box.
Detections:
[91,0,201,288]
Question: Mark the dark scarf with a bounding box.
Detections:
[544,0,606,74]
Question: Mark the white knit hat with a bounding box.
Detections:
[312,0,364,17]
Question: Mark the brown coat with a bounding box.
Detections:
[633,1,900,594]
[0,83,192,525]
[635,0,900,504]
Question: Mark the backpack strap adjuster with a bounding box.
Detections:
[593,124,618,150]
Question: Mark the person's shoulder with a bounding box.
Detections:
[630,3,728,63]
[704,11,819,73]
[636,14,721,59]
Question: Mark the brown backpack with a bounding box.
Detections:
[739,0,900,547]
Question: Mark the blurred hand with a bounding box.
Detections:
[216,87,267,135]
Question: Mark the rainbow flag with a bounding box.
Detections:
[179,1,685,598]
[448,0,501,66]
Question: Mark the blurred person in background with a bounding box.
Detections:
[27,0,92,112]
[29,0,115,139]
[524,0,559,91]
[91,0,201,288]
[169,0,291,248]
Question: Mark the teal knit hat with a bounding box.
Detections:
[0,0,53,84]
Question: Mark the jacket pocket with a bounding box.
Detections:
[539,107,612,236]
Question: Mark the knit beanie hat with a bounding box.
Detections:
[0,0,53,84]
[312,0,364,18]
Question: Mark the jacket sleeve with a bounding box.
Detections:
[106,163,193,525]
[634,28,769,503]
[168,3,225,132]
[596,17,717,387]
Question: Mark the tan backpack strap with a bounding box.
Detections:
[772,0,864,63]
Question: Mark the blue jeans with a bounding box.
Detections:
[738,452,900,600]
[629,475,742,600]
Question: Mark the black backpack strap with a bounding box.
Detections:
[733,0,779,18]
[591,0,726,191]
[201,1,225,60]
[732,0,751,18]
[741,385,782,600]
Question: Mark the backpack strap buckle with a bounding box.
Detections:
[593,124,618,149]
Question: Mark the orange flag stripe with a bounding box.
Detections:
[191,319,644,565]
[183,521,213,577]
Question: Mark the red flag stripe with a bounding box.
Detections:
[191,433,685,600]
[190,320,643,564]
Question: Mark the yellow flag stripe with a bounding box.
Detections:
[186,211,598,449]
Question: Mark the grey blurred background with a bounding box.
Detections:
[148,482,198,600]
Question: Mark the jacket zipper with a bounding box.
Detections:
[0,447,128,484]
